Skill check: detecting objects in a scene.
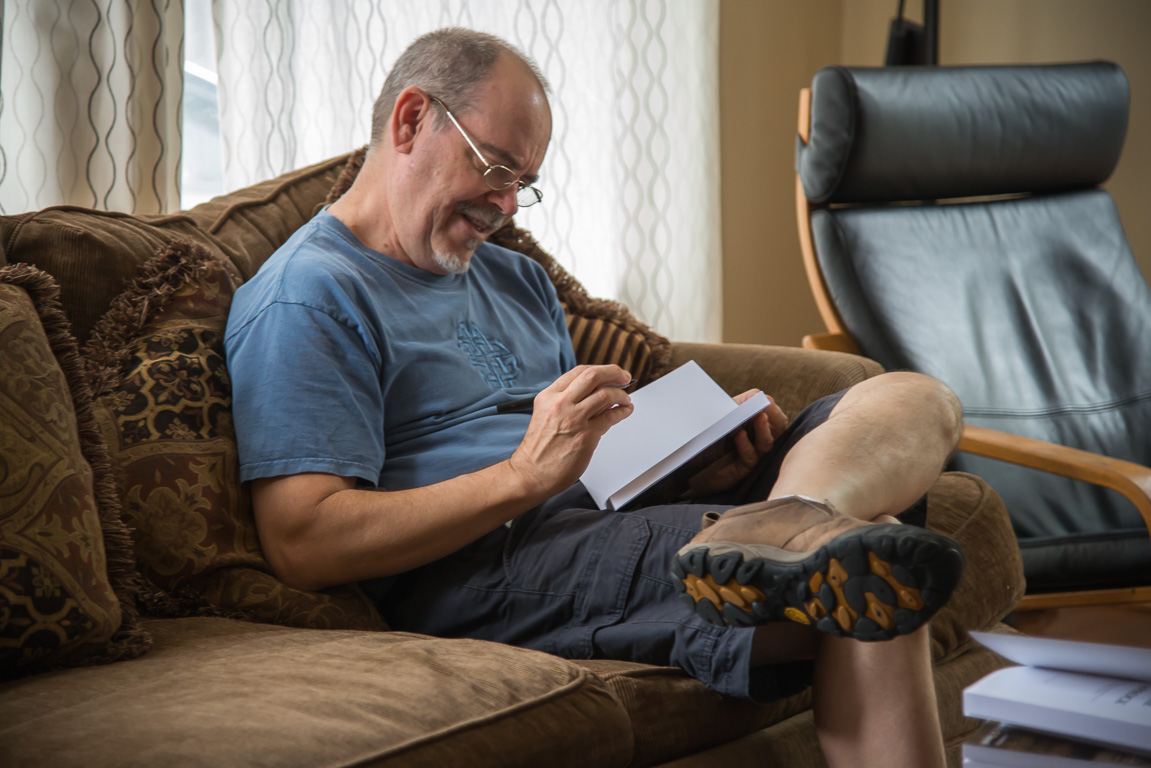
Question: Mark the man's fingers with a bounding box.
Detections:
[732,388,760,405]
[546,365,631,406]
[549,364,593,392]
[562,364,631,400]
[733,390,786,448]
[734,427,759,467]
[544,366,632,424]
[766,400,789,438]
[747,412,773,454]
[577,383,632,423]
[591,401,634,431]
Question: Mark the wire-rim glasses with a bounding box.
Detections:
[428,95,543,208]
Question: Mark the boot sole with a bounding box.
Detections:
[671,524,964,641]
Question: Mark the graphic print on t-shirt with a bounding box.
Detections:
[457,321,520,389]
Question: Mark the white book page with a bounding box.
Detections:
[965,666,1151,757]
[579,361,736,509]
[607,391,770,509]
[971,631,1151,683]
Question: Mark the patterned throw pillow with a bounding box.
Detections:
[84,241,387,631]
[0,265,150,679]
[324,147,672,385]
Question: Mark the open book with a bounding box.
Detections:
[963,631,1151,761]
[578,360,770,511]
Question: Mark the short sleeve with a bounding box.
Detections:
[226,300,385,484]
[542,267,578,373]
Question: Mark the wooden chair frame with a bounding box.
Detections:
[794,87,1151,610]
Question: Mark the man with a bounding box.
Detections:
[225,27,966,767]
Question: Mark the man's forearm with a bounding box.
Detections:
[255,365,635,591]
[253,461,554,591]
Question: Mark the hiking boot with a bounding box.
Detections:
[671,495,965,641]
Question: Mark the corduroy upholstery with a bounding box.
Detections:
[0,618,634,768]
[0,209,236,346]
[0,156,1025,767]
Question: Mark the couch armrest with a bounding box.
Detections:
[923,472,1025,660]
[669,342,884,417]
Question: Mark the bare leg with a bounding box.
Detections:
[747,372,957,767]
[750,622,944,768]
[812,627,945,768]
[768,372,963,522]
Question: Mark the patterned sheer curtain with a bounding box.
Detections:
[211,0,721,342]
[0,0,184,214]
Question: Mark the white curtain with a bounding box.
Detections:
[211,0,721,342]
[0,0,184,214]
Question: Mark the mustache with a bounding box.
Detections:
[457,203,506,233]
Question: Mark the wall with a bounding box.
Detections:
[720,0,1151,346]
[718,0,842,346]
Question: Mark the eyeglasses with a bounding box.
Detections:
[428,95,543,208]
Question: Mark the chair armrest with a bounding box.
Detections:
[669,342,884,417]
[958,424,1151,532]
[801,331,861,355]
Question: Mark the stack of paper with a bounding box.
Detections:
[963,631,1151,765]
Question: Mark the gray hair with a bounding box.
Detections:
[369,28,549,146]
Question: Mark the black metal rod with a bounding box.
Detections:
[924,0,940,65]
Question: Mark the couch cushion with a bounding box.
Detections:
[574,659,810,767]
[655,640,1012,768]
[323,148,673,386]
[0,617,635,768]
[83,241,385,631]
[0,265,149,679]
[0,208,235,346]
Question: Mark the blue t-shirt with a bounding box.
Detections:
[224,210,578,490]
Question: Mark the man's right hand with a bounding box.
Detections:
[506,364,634,498]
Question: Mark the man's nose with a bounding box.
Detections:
[488,185,519,217]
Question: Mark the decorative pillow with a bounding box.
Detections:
[0,265,150,680]
[324,147,672,385]
[0,207,236,346]
[84,241,387,631]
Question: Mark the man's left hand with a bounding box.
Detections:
[682,390,788,498]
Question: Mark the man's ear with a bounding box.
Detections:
[391,88,432,155]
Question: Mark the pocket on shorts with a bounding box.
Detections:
[503,507,652,659]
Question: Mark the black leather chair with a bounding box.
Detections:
[793,62,1151,609]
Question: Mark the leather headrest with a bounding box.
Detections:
[797,62,1129,204]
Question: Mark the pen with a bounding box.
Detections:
[496,380,636,414]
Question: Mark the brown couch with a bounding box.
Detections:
[0,153,1025,767]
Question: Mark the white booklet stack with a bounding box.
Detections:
[579,361,770,511]
[963,630,1151,766]
[963,721,1151,767]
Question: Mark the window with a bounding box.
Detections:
[181,0,223,208]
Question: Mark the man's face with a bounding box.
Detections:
[396,56,551,275]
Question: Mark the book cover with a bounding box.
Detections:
[578,360,770,511]
[963,721,1151,767]
[964,632,1151,759]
